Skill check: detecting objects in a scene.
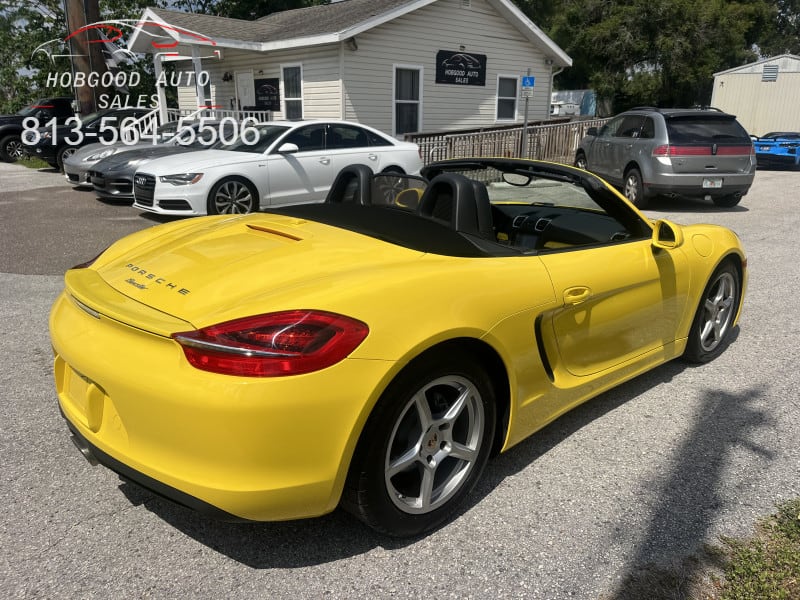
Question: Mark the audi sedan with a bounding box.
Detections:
[132,120,422,215]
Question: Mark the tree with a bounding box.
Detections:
[759,0,800,55]
[516,0,796,112]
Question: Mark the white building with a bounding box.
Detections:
[711,54,800,135]
[129,0,571,137]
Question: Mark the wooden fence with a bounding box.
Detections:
[405,118,609,166]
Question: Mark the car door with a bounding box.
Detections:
[265,123,335,205]
[538,233,690,378]
[326,123,383,172]
[585,115,623,179]
[607,114,646,181]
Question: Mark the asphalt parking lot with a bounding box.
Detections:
[1,161,798,599]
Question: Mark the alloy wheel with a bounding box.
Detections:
[698,271,736,352]
[384,375,485,514]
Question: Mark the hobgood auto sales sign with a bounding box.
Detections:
[435,50,487,86]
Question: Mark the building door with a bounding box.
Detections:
[235,71,255,110]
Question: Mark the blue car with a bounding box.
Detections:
[753,132,800,169]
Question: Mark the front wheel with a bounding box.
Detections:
[574,152,587,170]
[56,145,78,172]
[206,177,257,215]
[343,350,497,537]
[623,167,648,208]
[0,134,24,162]
[683,260,741,363]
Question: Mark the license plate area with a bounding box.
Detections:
[63,363,105,432]
[702,177,723,189]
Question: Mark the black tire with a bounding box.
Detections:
[56,145,78,172]
[0,134,24,162]
[342,349,497,537]
[623,167,648,208]
[574,151,587,170]
[712,194,742,208]
[206,177,257,215]
[683,260,741,363]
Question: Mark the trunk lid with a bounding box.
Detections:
[92,213,423,328]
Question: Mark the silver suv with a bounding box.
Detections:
[575,108,756,207]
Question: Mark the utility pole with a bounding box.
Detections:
[63,0,106,115]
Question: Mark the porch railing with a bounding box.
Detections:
[405,118,609,166]
[167,107,272,122]
[119,107,273,143]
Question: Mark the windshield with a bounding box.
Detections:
[218,124,291,153]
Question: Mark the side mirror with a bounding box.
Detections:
[586,126,598,136]
[277,142,299,154]
[651,219,684,249]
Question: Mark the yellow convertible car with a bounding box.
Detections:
[49,158,746,537]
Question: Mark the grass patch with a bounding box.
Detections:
[606,499,800,599]
[719,498,800,599]
[17,156,54,170]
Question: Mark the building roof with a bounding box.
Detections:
[714,54,800,77]
[128,0,571,66]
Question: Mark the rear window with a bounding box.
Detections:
[666,117,750,144]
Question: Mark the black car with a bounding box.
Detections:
[23,107,151,171]
[0,97,74,162]
[89,120,236,201]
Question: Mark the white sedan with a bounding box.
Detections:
[132,120,422,215]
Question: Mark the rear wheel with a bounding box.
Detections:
[0,134,24,162]
[683,260,741,363]
[206,177,257,215]
[623,167,647,208]
[343,350,496,537]
[574,152,587,170]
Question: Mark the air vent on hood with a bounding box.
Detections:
[246,224,304,241]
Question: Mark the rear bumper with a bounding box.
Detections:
[50,289,390,522]
[644,173,754,199]
[63,416,247,521]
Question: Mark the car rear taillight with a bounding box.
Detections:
[653,145,752,157]
[172,310,369,377]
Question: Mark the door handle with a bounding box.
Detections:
[368,153,378,161]
[563,286,591,305]
[319,157,330,165]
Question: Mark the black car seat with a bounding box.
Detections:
[417,173,494,240]
[325,164,374,204]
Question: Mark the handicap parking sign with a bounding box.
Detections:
[521,76,535,88]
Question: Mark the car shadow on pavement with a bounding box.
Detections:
[604,384,771,598]
[116,329,767,575]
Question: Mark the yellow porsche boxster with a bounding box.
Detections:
[49,158,746,537]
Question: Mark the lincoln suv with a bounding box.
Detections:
[575,107,755,208]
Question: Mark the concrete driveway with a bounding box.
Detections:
[1,161,798,598]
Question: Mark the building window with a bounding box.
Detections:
[282,65,303,118]
[394,66,422,136]
[496,76,518,121]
